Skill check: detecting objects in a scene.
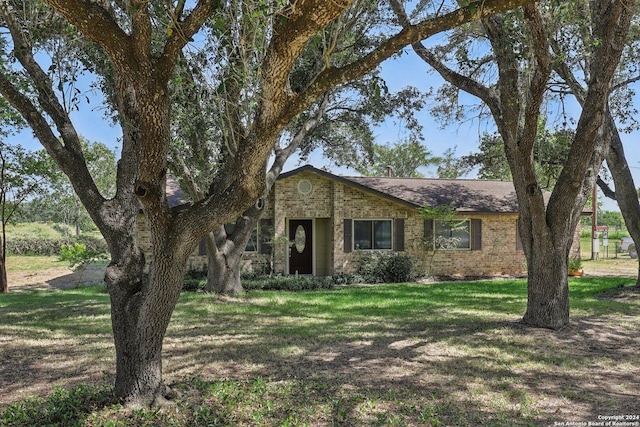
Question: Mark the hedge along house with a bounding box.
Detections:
[137,165,581,277]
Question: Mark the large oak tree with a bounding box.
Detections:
[391,0,633,329]
[0,0,540,406]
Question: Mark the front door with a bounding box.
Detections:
[289,219,313,275]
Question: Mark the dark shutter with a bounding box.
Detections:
[424,219,434,249]
[198,238,207,255]
[259,219,273,255]
[471,219,482,251]
[516,221,523,251]
[393,218,405,251]
[344,218,353,253]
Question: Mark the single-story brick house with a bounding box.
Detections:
[137,165,581,277]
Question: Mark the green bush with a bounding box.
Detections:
[59,243,107,268]
[330,272,363,285]
[243,275,334,291]
[357,252,417,283]
[180,270,365,293]
[183,279,206,292]
[382,253,416,283]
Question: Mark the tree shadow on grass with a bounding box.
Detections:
[162,312,640,426]
[2,279,639,425]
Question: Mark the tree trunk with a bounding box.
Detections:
[522,235,570,328]
[206,244,244,295]
[203,203,266,295]
[602,114,640,286]
[0,256,7,293]
[106,250,186,407]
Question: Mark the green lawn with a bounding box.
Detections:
[1,278,639,426]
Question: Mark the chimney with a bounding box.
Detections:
[386,165,393,177]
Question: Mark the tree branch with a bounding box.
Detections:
[289,0,540,126]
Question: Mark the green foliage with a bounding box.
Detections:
[7,235,107,257]
[59,243,106,268]
[598,211,625,230]
[16,140,116,232]
[356,251,417,283]
[456,125,574,189]
[355,137,438,178]
[0,385,114,427]
[182,270,207,292]
[243,275,335,291]
[418,203,458,221]
[568,256,583,271]
[181,270,342,293]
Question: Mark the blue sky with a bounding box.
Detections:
[301,50,640,212]
[7,43,639,213]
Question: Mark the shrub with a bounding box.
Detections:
[183,279,206,292]
[356,252,416,283]
[330,272,363,285]
[382,253,416,283]
[243,275,334,291]
[59,243,107,268]
[51,223,73,236]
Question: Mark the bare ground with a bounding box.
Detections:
[1,263,639,425]
[7,263,108,291]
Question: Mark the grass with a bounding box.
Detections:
[4,255,68,273]
[1,278,639,426]
[4,222,73,240]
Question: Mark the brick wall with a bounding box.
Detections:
[273,172,527,277]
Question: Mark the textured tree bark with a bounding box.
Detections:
[602,115,640,286]
[521,230,570,329]
[205,207,263,295]
[107,251,186,407]
[0,257,7,293]
[206,246,244,295]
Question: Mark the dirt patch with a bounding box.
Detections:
[7,263,107,292]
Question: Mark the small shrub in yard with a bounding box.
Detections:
[183,269,207,292]
[330,272,363,285]
[357,251,417,283]
[59,243,107,269]
[7,238,67,256]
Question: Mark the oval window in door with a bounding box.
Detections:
[294,225,306,253]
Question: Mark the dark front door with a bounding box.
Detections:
[289,219,313,275]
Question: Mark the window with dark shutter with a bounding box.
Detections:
[471,219,482,251]
[344,219,353,253]
[394,218,405,251]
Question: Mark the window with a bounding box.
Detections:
[224,222,258,252]
[434,220,471,250]
[353,219,392,250]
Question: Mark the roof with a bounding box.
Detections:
[279,165,520,213]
